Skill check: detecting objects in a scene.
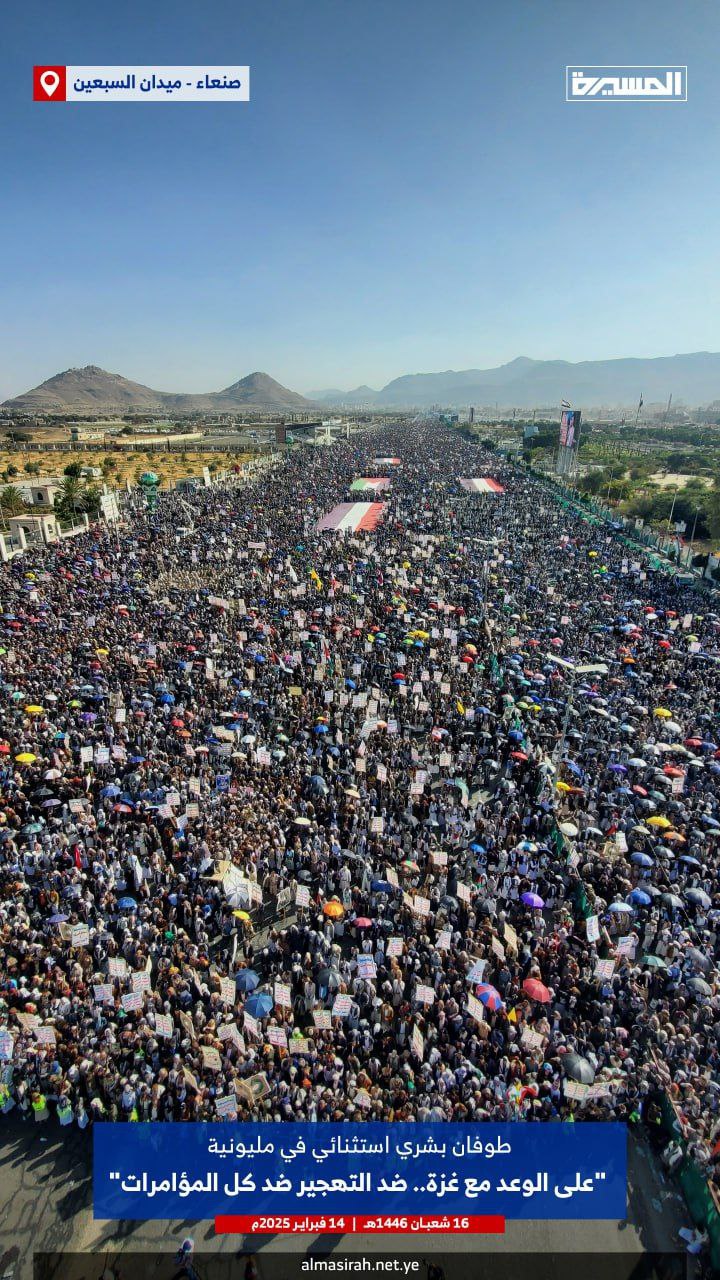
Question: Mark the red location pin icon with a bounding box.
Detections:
[33,66,67,101]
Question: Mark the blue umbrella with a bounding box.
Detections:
[118,896,137,910]
[468,842,485,853]
[631,852,653,867]
[101,785,121,797]
[314,724,329,735]
[371,879,394,894]
[48,913,69,924]
[245,991,273,1017]
[235,969,260,991]
[563,760,583,777]
[629,888,652,906]
[608,901,634,915]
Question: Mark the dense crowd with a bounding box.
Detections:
[0,425,719,1169]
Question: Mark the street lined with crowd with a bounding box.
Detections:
[0,425,718,1180]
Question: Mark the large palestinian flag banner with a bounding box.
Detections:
[373,457,402,466]
[459,477,505,494]
[350,477,390,493]
[316,502,385,533]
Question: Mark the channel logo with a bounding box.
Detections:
[566,66,687,102]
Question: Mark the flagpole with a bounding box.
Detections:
[634,394,643,429]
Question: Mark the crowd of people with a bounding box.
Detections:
[0,424,718,1172]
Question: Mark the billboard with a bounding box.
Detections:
[559,409,581,449]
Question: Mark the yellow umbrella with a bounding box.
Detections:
[232,910,251,921]
[25,705,44,715]
[588,551,598,559]
[647,815,671,828]
[95,648,109,656]
[15,752,36,764]
[323,900,345,919]
[653,707,672,718]
[556,781,571,793]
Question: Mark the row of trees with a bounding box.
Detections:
[0,477,103,522]
[576,466,720,543]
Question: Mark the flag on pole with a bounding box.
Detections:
[560,399,571,410]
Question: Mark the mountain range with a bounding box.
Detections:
[1,367,316,415]
[6,351,720,416]
[309,351,720,409]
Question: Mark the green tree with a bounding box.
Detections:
[80,484,102,516]
[64,462,82,478]
[706,485,720,543]
[0,485,27,517]
[55,476,83,520]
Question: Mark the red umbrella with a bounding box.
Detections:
[632,785,648,797]
[522,978,551,1003]
[354,917,373,928]
[511,751,528,761]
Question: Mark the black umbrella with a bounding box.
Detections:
[562,1053,596,1084]
[317,968,341,990]
[687,977,713,997]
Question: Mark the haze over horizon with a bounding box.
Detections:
[2,0,719,401]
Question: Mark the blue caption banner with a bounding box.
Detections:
[94,1122,627,1220]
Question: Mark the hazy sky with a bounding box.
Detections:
[1,0,717,399]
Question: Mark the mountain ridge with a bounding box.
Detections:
[310,351,720,408]
[2,366,316,414]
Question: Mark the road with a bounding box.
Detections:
[0,1119,690,1280]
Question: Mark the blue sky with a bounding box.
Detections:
[1,0,717,398]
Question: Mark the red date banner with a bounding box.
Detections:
[215,1215,506,1235]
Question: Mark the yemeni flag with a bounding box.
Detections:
[350,477,390,493]
[316,502,384,533]
[459,478,505,494]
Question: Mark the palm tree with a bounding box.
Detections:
[55,476,83,521]
[0,485,27,518]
